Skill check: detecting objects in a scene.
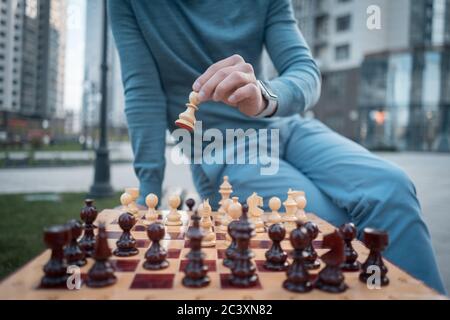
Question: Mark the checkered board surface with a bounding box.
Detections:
[0,209,445,300]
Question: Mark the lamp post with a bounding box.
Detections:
[89,0,113,198]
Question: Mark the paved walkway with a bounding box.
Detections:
[1,151,449,292]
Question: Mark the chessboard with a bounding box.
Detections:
[0,208,445,300]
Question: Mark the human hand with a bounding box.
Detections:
[192,54,267,117]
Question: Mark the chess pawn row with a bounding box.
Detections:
[165,194,182,226]
[199,199,216,247]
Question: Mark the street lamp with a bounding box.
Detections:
[89,0,113,198]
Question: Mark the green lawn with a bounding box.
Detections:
[0,192,121,281]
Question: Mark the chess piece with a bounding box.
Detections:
[79,199,98,257]
[247,192,265,233]
[225,197,242,240]
[282,190,298,235]
[264,223,289,271]
[143,222,169,270]
[229,203,258,288]
[40,224,71,288]
[165,194,182,226]
[223,220,239,269]
[185,198,196,213]
[221,196,240,232]
[86,223,117,288]
[315,230,348,293]
[199,199,216,247]
[217,176,233,224]
[339,223,360,271]
[293,191,308,223]
[113,212,139,257]
[182,211,211,288]
[175,91,201,131]
[64,219,87,267]
[267,197,282,226]
[359,228,389,286]
[120,192,139,217]
[283,221,313,293]
[145,193,159,223]
[303,221,320,270]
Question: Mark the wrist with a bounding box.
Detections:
[254,80,278,118]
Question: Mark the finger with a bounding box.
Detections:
[193,54,244,92]
[228,82,259,105]
[213,71,252,102]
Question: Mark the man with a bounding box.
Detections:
[109,0,445,293]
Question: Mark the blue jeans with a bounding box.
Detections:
[200,116,446,294]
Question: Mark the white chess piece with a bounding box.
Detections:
[267,197,282,226]
[125,187,140,215]
[293,191,308,223]
[282,190,298,235]
[120,192,139,217]
[165,194,182,226]
[199,199,216,247]
[226,197,242,241]
[217,176,233,224]
[221,197,240,232]
[247,192,265,233]
[219,197,233,231]
[145,193,159,223]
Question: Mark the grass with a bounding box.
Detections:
[0,192,121,281]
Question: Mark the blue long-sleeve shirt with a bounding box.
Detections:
[108,0,321,202]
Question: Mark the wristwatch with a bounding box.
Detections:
[255,80,278,118]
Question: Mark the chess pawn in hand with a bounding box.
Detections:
[165,195,182,226]
[175,91,201,131]
[294,191,308,223]
[199,200,216,247]
[267,197,282,226]
[145,193,159,224]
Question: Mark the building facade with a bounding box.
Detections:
[292,0,450,151]
[0,0,67,145]
[81,0,126,142]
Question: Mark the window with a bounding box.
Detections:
[336,15,352,32]
[335,44,350,61]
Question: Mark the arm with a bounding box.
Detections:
[264,0,322,116]
[108,0,167,201]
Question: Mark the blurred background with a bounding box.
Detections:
[0,0,449,292]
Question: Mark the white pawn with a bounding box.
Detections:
[294,191,308,223]
[226,198,242,241]
[125,187,140,215]
[219,198,233,232]
[282,190,298,235]
[145,193,159,223]
[267,197,282,226]
[120,192,139,217]
[199,199,216,247]
[165,194,182,226]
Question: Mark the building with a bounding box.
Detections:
[81,0,126,142]
[0,0,67,145]
[291,0,450,151]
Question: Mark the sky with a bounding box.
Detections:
[63,0,86,113]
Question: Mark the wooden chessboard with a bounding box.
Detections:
[0,208,445,300]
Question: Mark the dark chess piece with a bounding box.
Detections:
[223,220,238,269]
[339,223,360,271]
[40,224,71,288]
[64,219,87,267]
[86,223,117,288]
[143,222,169,270]
[315,230,348,293]
[113,212,139,257]
[229,204,259,288]
[185,198,196,212]
[79,199,98,257]
[182,210,210,288]
[303,221,320,270]
[283,221,313,293]
[264,223,289,271]
[359,228,389,286]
